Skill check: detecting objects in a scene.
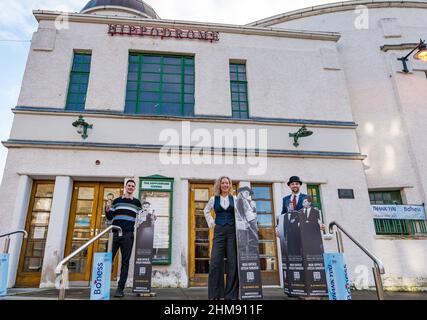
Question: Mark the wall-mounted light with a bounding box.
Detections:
[289,124,313,148]
[72,115,93,140]
[398,39,427,73]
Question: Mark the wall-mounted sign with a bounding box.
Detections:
[338,189,354,199]
[372,205,426,220]
[139,175,174,265]
[108,24,220,42]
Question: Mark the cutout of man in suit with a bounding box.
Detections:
[300,196,325,255]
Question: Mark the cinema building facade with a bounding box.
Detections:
[1,0,427,290]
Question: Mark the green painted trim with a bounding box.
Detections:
[139,176,175,265]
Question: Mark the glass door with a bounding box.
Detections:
[16,181,55,287]
[64,182,123,282]
[189,184,214,286]
[188,182,237,286]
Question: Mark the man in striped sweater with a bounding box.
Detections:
[106,179,141,297]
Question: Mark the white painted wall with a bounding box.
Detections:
[18,18,353,122]
[271,4,427,289]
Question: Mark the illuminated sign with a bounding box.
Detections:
[108,24,219,42]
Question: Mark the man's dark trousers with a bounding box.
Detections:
[112,231,134,290]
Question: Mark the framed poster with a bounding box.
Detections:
[139,175,174,265]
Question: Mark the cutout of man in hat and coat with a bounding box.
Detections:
[235,186,259,255]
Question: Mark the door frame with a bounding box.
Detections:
[188,182,214,287]
[15,180,55,287]
[188,181,238,287]
[64,182,122,283]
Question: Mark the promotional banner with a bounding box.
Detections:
[323,253,352,300]
[0,253,9,296]
[279,208,306,296]
[278,198,327,297]
[90,252,112,300]
[234,187,263,300]
[371,205,426,220]
[133,202,155,294]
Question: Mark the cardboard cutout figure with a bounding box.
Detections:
[234,187,263,299]
[133,202,155,294]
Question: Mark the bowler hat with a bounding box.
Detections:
[237,186,254,195]
[287,176,303,186]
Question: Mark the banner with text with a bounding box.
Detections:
[323,253,352,300]
[0,253,9,296]
[90,252,112,300]
[372,205,425,220]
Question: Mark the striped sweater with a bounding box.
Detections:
[106,196,142,232]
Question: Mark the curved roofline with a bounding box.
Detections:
[247,0,427,27]
[81,5,159,19]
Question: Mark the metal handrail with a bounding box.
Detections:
[329,221,385,300]
[1,230,28,254]
[55,225,122,300]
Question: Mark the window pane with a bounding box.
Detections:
[140,92,160,102]
[128,72,138,81]
[184,75,194,84]
[142,56,161,63]
[127,82,138,91]
[140,82,160,91]
[162,93,181,103]
[162,103,182,115]
[126,91,137,101]
[184,66,194,75]
[253,186,271,199]
[140,102,160,114]
[184,84,194,94]
[141,64,161,73]
[164,57,181,65]
[163,83,181,93]
[163,65,181,74]
[128,63,139,72]
[141,73,161,82]
[163,74,181,83]
[257,214,273,227]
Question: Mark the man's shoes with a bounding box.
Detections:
[114,288,125,298]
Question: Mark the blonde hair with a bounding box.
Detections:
[214,176,233,196]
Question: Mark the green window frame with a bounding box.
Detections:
[369,190,427,236]
[66,53,91,111]
[307,184,325,224]
[230,63,249,119]
[125,53,195,116]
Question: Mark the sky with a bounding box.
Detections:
[0,0,337,184]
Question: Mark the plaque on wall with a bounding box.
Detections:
[338,189,354,199]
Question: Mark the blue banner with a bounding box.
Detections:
[323,253,352,300]
[0,253,9,296]
[90,252,112,300]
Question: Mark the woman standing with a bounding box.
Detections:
[203,176,238,300]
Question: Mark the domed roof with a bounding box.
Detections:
[81,0,160,19]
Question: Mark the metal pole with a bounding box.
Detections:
[336,230,344,253]
[372,265,385,300]
[3,236,10,254]
[107,232,113,253]
[58,266,68,300]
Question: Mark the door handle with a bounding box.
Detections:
[90,229,94,237]
[95,229,99,235]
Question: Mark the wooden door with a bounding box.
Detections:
[15,181,55,287]
[64,182,123,283]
